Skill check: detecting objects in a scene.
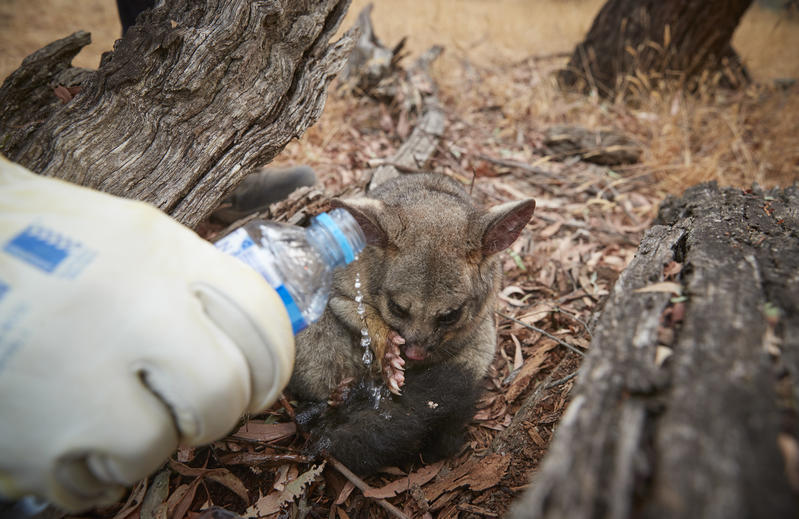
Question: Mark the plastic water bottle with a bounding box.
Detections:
[214,209,366,334]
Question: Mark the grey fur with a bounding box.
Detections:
[289,173,535,402]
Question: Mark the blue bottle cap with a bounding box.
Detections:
[314,211,356,263]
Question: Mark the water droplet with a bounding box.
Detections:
[371,386,382,409]
[354,269,373,368]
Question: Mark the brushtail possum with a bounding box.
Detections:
[288,173,535,475]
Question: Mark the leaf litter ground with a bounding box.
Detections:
[2,2,795,517]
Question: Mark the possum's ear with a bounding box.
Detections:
[331,198,388,247]
[481,199,536,256]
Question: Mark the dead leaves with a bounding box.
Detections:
[230,422,296,442]
[52,84,81,103]
[505,340,559,403]
[168,461,249,503]
[362,462,443,499]
[244,463,325,517]
[423,454,510,509]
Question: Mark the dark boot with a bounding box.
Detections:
[211,166,317,224]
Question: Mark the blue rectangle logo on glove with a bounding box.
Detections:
[3,225,95,278]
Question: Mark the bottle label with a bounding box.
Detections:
[275,285,308,335]
[215,228,283,287]
[215,228,308,334]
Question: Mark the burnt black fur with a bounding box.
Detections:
[295,362,482,476]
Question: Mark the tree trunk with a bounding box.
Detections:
[558,0,753,96]
[510,183,799,518]
[0,0,355,229]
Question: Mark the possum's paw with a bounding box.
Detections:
[383,331,406,395]
[327,377,355,407]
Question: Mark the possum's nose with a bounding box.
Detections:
[400,326,434,360]
[403,343,429,361]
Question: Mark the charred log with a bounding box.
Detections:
[511,182,799,518]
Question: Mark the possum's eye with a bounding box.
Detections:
[437,307,463,326]
[388,299,410,318]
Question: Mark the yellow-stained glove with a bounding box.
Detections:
[0,156,294,511]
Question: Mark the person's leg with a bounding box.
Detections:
[116,0,155,35]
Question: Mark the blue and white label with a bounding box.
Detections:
[215,228,283,287]
[3,224,95,278]
[216,228,308,334]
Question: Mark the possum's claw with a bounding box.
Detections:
[383,331,406,395]
[327,377,355,406]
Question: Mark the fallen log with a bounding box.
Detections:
[0,0,355,229]
[511,182,799,518]
[366,44,444,191]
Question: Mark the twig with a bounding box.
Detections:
[456,503,499,517]
[218,451,311,466]
[535,214,638,246]
[327,456,410,519]
[475,154,558,179]
[279,393,296,421]
[545,371,579,389]
[497,312,585,357]
[553,306,593,339]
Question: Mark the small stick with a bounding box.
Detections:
[497,312,585,357]
[217,451,311,466]
[553,306,593,339]
[474,154,558,179]
[279,393,296,421]
[545,371,579,389]
[326,457,410,519]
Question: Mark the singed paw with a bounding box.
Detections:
[383,331,406,395]
[327,377,355,407]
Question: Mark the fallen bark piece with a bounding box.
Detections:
[367,44,445,191]
[542,125,642,166]
[511,182,799,518]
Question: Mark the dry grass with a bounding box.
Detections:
[1,0,797,193]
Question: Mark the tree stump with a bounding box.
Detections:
[558,0,753,96]
[510,182,799,518]
[0,0,355,229]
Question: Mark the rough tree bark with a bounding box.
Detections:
[509,183,799,518]
[559,0,753,96]
[0,0,355,229]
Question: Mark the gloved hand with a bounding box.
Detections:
[0,156,294,511]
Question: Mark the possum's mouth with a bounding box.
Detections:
[403,343,429,361]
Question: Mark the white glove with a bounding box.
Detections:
[0,156,294,511]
